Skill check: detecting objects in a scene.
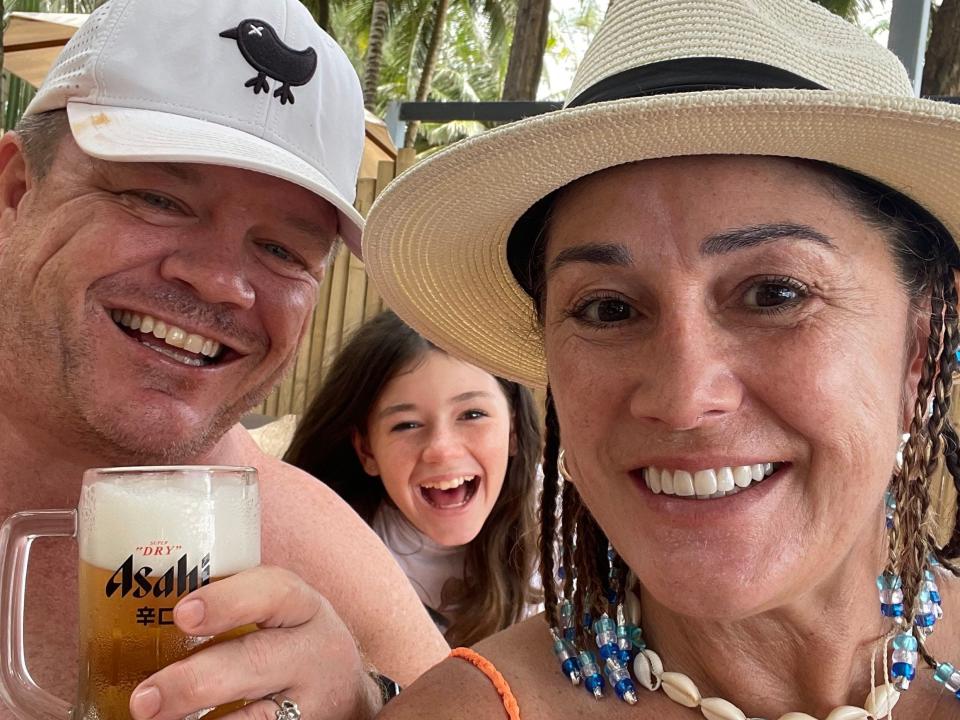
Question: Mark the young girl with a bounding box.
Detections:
[285,310,542,647]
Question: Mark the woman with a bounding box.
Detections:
[360,0,960,717]
[284,310,542,647]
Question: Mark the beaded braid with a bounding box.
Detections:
[933,268,960,564]
[540,390,562,624]
[891,277,945,622]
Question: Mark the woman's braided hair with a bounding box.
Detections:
[512,162,960,654]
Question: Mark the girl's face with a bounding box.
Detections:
[542,156,926,619]
[355,350,515,547]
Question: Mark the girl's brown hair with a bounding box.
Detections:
[284,310,542,647]
[508,161,960,661]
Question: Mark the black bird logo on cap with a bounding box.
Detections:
[220,19,318,105]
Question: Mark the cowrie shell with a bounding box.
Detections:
[700,697,746,720]
[863,685,900,719]
[632,649,662,691]
[777,714,818,720]
[661,671,701,707]
[824,707,870,720]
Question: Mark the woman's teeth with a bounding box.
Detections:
[111,309,222,358]
[644,463,780,499]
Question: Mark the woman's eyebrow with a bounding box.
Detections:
[701,223,836,255]
[548,243,634,275]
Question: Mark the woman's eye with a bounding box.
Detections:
[390,421,421,432]
[742,277,808,311]
[573,296,636,325]
[460,409,488,421]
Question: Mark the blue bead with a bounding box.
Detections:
[893,634,918,651]
[563,628,576,642]
[614,678,635,700]
[881,603,905,617]
[931,591,942,604]
[955,688,960,701]
[877,573,903,590]
[617,649,631,666]
[599,644,617,661]
[892,662,916,680]
[915,613,936,627]
[935,663,956,684]
[585,675,604,693]
[561,658,579,676]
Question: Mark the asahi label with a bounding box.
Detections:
[104,540,211,627]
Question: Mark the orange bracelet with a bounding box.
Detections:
[450,647,521,720]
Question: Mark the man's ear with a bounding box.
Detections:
[0,133,32,225]
[351,428,380,476]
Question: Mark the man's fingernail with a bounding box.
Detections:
[175,597,205,629]
[130,685,161,719]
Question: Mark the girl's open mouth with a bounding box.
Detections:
[419,475,479,509]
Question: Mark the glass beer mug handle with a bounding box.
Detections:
[0,510,77,720]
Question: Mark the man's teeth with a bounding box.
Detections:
[111,310,221,358]
[645,463,778,499]
[420,475,475,491]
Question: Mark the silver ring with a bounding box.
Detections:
[266,695,301,720]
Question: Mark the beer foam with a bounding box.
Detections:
[79,473,260,576]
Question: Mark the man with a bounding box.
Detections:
[0,1,448,718]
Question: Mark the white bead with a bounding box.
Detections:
[632,649,663,691]
[700,697,746,720]
[824,706,870,720]
[661,671,701,707]
[863,685,900,719]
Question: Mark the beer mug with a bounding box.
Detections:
[0,466,261,720]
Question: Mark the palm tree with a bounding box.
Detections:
[363,0,390,109]
[402,0,451,146]
[501,0,549,100]
[301,0,334,35]
[923,0,960,96]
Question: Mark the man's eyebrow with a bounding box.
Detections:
[90,158,202,185]
[284,215,338,241]
[151,162,203,184]
[548,243,634,274]
[701,223,836,255]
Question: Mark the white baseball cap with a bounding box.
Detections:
[24,0,366,255]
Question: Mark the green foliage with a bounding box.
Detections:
[2,0,105,130]
[813,0,877,21]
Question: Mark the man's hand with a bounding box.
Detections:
[127,565,383,720]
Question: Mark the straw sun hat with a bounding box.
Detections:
[362,0,960,389]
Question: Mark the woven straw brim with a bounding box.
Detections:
[362,89,960,389]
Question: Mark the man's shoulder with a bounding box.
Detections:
[215,424,367,536]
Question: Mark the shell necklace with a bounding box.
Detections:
[548,557,959,720]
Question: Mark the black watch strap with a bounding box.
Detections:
[370,672,402,704]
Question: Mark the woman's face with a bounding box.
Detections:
[543,156,927,619]
[355,350,514,547]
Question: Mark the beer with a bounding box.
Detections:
[75,470,260,720]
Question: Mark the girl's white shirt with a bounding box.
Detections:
[372,502,467,623]
[372,501,544,632]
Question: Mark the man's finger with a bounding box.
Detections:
[129,626,307,720]
[172,564,324,636]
